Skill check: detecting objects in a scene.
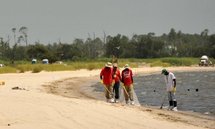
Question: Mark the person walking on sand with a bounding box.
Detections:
[100,62,115,103]
[121,64,134,105]
[112,63,121,103]
[161,69,178,111]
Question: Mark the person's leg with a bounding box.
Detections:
[128,85,134,101]
[123,86,129,103]
[128,85,134,105]
[107,85,114,102]
[113,83,116,94]
[168,92,173,110]
[105,85,109,100]
[105,85,112,101]
[172,92,177,111]
[114,82,120,100]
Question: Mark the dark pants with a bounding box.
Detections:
[113,82,120,99]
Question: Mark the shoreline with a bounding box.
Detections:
[46,66,215,129]
[0,66,214,129]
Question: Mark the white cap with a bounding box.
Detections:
[124,64,129,68]
[105,62,112,67]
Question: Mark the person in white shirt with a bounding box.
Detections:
[161,69,177,111]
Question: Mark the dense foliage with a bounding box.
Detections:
[0,28,214,63]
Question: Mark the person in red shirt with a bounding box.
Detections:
[121,64,134,105]
[112,63,121,103]
[100,62,114,103]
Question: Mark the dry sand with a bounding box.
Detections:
[0,67,214,129]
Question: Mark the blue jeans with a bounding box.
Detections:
[113,82,120,99]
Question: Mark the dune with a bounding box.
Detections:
[0,67,214,129]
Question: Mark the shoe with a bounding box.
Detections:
[167,106,173,110]
[110,98,115,103]
[125,101,129,104]
[130,101,135,105]
[106,99,110,103]
[115,99,119,103]
[172,107,178,111]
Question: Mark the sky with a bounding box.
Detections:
[0,0,215,45]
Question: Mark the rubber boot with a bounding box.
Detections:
[173,101,177,107]
[172,101,178,111]
[168,101,173,110]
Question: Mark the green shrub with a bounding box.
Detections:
[32,66,43,73]
[160,57,198,66]
[18,67,25,73]
[87,63,96,70]
[17,64,34,72]
[0,57,204,74]
[150,61,170,67]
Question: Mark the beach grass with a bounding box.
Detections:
[0,57,213,74]
[0,66,17,74]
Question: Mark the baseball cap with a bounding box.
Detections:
[161,69,167,74]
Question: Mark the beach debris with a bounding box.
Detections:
[0,80,5,85]
[141,92,146,95]
[11,86,28,91]
[204,112,210,115]
[145,109,152,112]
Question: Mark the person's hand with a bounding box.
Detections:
[100,80,103,84]
[131,84,134,87]
[112,80,115,85]
[172,86,176,93]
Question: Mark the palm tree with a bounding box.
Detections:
[201,29,209,37]
[19,26,28,46]
[12,28,16,45]
[17,35,24,45]
[0,37,3,43]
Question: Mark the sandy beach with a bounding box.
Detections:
[0,67,214,129]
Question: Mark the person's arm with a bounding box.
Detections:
[131,70,133,83]
[100,69,103,80]
[121,71,124,83]
[112,69,116,79]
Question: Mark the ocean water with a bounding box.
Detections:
[135,71,215,115]
[92,71,215,116]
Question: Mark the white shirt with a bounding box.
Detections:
[164,72,176,91]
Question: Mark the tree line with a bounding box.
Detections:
[0,28,214,63]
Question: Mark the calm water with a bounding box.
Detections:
[92,71,215,115]
[135,71,215,115]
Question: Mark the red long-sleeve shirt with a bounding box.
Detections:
[100,67,113,85]
[113,68,121,83]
